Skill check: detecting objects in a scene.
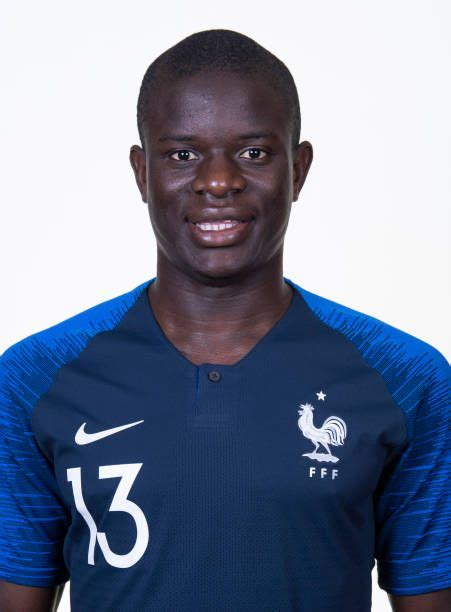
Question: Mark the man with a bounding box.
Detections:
[0,29,449,612]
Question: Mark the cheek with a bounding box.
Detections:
[145,194,173,241]
[149,157,192,191]
[149,206,174,240]
[258,184,292,244]
[252,163,291,198]
[260,177,292,221]
[147,180,192,227]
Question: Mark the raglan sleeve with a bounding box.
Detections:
[374,345,450,596]
[0,345,70,587]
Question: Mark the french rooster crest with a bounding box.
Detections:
[297,402,347,463]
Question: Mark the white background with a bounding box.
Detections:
[1,1,450,610]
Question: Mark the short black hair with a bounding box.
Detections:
[136,29,301,151]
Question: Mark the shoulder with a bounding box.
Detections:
[290,278,449,375]
[287,278,449,435]
[0,279,151,406]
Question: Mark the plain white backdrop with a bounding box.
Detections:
[1,1,449,610]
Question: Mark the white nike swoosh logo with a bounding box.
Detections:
[75,419,144,445]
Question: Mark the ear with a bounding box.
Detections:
[292,141,313,202]
[129,145,148,203]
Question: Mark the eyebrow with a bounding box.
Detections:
[236,131,277,141]
[157,131,277,143]
[158,134,196,143]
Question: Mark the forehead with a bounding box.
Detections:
[145,71,291,144]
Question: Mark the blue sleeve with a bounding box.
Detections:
[0,347,70,587]
[0,280,146,587]
[374,346,450,595]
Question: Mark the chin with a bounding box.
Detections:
[187,262,255,285]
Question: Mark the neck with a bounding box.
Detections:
[301,409,313,425]
[148,257,293,339]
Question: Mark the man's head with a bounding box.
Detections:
[136,29,301,153]
[130,29,313,283]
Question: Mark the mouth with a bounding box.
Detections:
[186,217,255,246]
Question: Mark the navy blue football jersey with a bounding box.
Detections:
[0,276,449,611]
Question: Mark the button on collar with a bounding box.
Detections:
[208,370,221,382]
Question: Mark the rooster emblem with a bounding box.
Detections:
[297,402,347,463]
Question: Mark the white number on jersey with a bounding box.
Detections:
[67,463,149,568]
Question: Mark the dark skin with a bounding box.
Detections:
[1,71,449,611]
[0,581,64,611]
[131,72,312,367]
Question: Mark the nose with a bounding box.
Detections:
[192,153,246,198]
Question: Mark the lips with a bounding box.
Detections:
[187,216,254,246]
[187,214,254,224]
[194,219,243,231]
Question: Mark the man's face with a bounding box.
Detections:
[130,71,312,281]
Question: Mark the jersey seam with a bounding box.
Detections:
[28,290,146,447]
[296,294,410,451]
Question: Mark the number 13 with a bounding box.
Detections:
[67,463,149,569]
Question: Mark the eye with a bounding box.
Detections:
[169,150,198,161]
[240,147,268,160]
